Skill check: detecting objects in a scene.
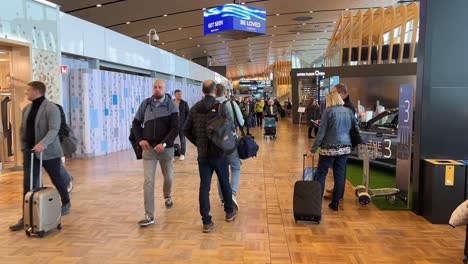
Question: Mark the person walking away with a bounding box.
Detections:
[9,81,71,231]
[132,79,179,227]
[307,91,357,211]
[326,83,356,197]
[174,89,190,161]
[286,98,292,117]
[183,80,237,233]
[255,99,265,127]
[306,99,321,138]
[215,84,244,211]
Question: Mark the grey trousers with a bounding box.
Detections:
[142,148,174,218]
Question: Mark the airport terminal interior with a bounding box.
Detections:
[0,0,467,263]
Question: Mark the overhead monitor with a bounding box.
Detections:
[204,4,266,39]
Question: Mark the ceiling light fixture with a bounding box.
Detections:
[274,25,277,28]
[189,37,193,40]
[161,43,165,45]
[297,32,300,35]
[309,10,314,13]
[96,4,102,7]
[197,44,201,47]
[302,23,306,26]
[202,8,206,10]
[163,14,168,17]
[173,49,177,51]
[241,2,245,4]
[126,21,131,24]
[345,8,349,11]
[204,51,207,53]
[178,27,182,30]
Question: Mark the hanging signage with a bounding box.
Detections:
[396,84,414,206]
[204,4,266,38]
[60,65,68,74]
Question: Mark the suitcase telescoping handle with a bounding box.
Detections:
[302,153,315,172]
[30,151,43,191]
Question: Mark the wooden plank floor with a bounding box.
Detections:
[0,119,464,263]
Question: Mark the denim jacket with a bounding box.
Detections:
[311,106,357,153]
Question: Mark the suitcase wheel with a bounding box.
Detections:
[38,231,45,238]
[57,224,62,230]
[355,185,366,197]
[25,230,31,237]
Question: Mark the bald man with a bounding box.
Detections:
[132,79,179,227]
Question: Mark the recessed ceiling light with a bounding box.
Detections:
[309,11,314,13]
[163,14,168,17]
[161,43,165,45]
[272,35,275,36]
[126,21,131,24]
[96,4,102,7]
[297,32,300,35]
[202,8,206,10]
[302,23,306,26]
[204,50,207,53]
[189,37,193,40]
[345,8,349,11]
[276,13,280,16]
[197,44,200,47]
[173,49,177,51]
[274,25,277,28]
[241,2,245,4]
[178,27,182,30]
[293,40,296,42]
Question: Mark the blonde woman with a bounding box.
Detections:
[307,91,358,211]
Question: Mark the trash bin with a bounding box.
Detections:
[423,160,466,224]
[458,160,468,200]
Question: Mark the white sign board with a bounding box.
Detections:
[297,107,306,113]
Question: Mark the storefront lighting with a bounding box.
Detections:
[32,0,58,8]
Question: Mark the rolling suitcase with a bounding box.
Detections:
[293,154,322,223]
[24,152,62,237]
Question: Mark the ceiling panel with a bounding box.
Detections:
[49,0,400,78]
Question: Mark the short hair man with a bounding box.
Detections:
[332,83,355,114]
[10,81,71,231]
[215,83,244,210]
[183,80,237,233]
[174,89,190,161]
[132,79,179,227]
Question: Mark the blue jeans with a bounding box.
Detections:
[198,156,234,225]
[314,154,348,205]
[217,150,241,200]
[61,163,72,185]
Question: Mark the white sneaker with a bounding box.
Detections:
[179,155,185,161]
[232,194,239,211]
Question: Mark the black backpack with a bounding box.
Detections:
[206,102,237,155]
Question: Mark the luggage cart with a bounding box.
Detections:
[355,143,400,205]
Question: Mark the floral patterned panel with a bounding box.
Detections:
[68,69,203,158]
[32,49,60,103]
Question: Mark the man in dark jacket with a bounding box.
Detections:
[132,79,179,227]
[332,83,356,115]
[174,89,190,161]
[183,80,237,233]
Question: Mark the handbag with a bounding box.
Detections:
[350,118,362,148]
[230,101,259,159]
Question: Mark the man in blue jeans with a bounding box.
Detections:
[183,80,237,233]
[215,83,244,210]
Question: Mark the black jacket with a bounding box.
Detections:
[132,94,179,148]
[344,96,356,115]
[175,99,190,128]
[183,95,233,158]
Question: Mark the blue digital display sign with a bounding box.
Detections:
[204,4,266,36]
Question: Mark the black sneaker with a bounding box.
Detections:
[165,197,173,208]
[328,203,339,211]
[202,221,214,233]
[225,209,238,222]
[61,203,71,216]
[9,218,24,231]
[138,216,155,227]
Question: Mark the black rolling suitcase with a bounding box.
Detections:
[293,154,322,223]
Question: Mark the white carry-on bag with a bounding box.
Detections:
[24,151,62,237]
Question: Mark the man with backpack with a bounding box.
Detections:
[132,79,179,227]
[215,84,244,211]
[183,80,237,233]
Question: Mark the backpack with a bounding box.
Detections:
[56,104,78,156]
[206,102,237,155]
[230,101,259,159]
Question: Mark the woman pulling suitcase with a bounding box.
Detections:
[307,91,358,211]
